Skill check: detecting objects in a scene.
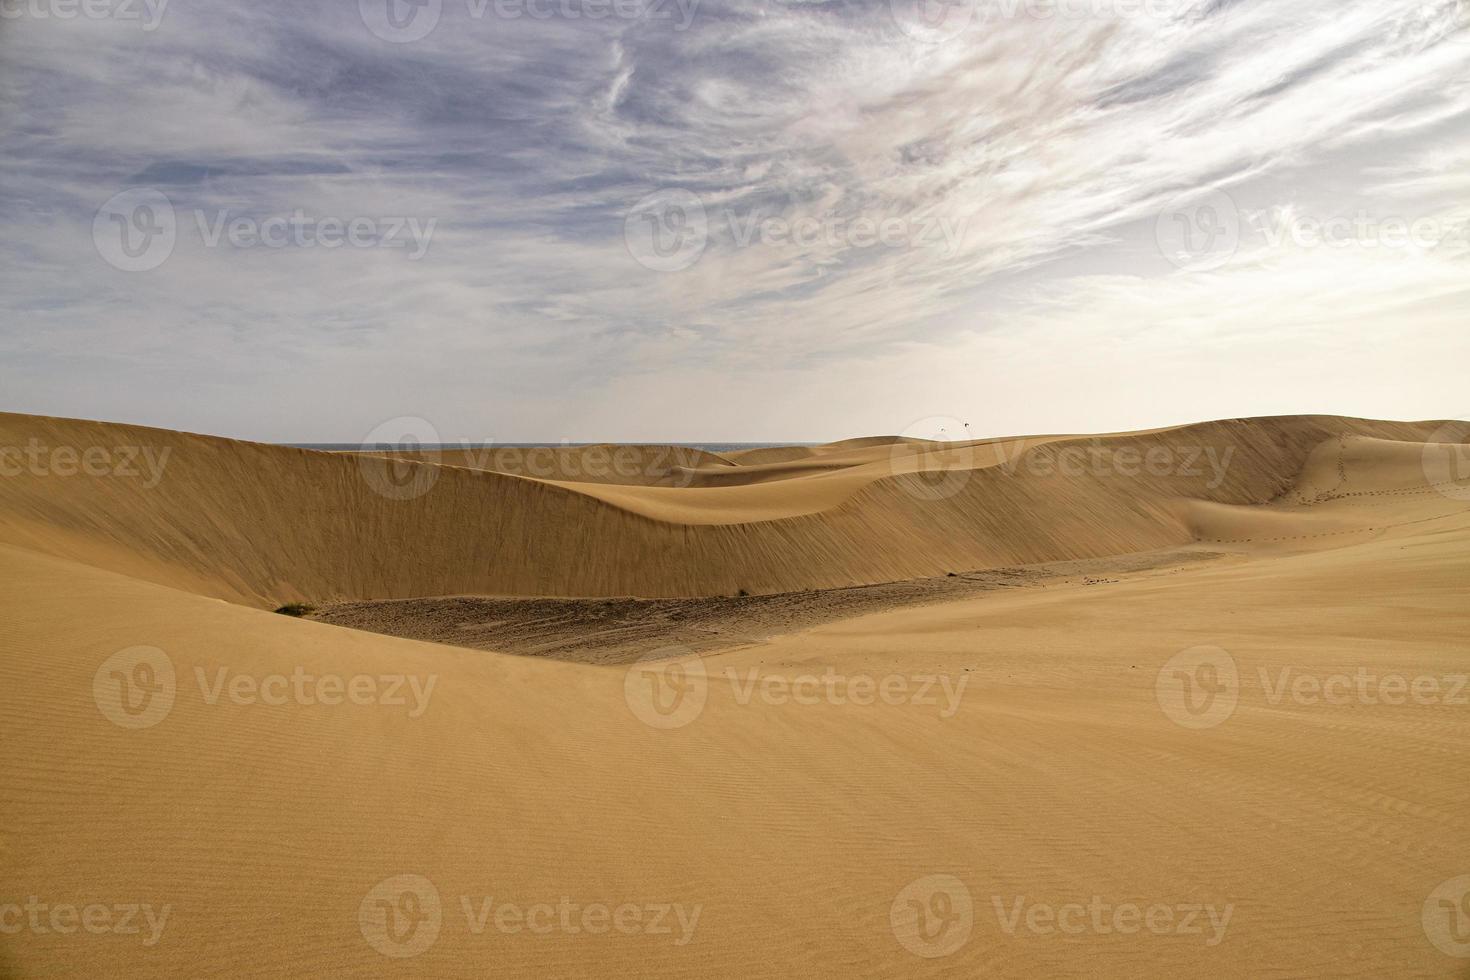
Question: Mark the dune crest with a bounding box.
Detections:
[0,413,1461,607]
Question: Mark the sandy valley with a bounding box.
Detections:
[2,412,1468,977]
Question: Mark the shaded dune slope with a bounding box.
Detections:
[0,413,1457,606]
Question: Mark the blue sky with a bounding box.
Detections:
[1,0,1467,442]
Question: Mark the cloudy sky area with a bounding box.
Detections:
[1,0,1467,442]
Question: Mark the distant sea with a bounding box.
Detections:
[289,442,816,453]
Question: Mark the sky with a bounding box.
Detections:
[1,0,1467,444]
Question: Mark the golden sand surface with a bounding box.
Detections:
[1,412,1467,977]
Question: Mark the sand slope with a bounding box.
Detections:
[0,412,1457,606]
[2,413,1468,977]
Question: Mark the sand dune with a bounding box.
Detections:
[2,413,1468,977]
[0,412,1456,608]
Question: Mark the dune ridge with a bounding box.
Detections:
[0,413,1459,607]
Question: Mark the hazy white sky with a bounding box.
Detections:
[1,0,1467,443]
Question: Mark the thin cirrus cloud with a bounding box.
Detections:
[0,0,1465,441]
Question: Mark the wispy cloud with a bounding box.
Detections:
[1,0,1466,439]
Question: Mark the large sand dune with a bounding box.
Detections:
[0,412,1454,607]
[2,413,1468,977]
